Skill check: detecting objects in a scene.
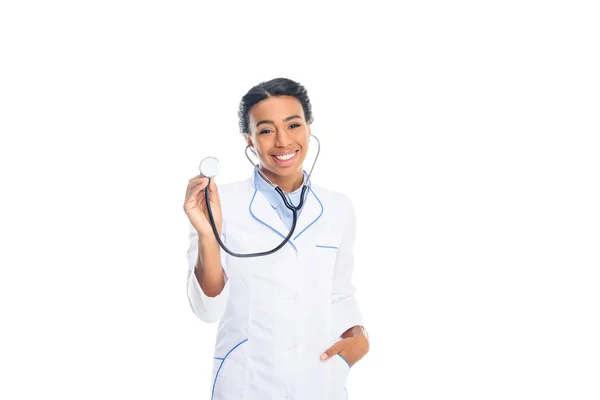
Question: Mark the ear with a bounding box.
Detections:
[245,134,257,155]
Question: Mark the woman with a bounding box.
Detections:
[183,78,369,400]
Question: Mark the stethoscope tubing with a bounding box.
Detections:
[204,181,308,258]
[203,134,319,258]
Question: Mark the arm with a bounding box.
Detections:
[341,325,368,340]
[321,196,369,365]
[331,196,365,339]
[186,221,230,323]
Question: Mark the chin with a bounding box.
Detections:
[270,166,297,176]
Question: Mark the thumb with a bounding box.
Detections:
[320,341,344,360]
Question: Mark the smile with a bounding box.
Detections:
[271,150,299,166]
[274,152,296,161]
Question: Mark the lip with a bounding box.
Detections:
[271,149,299,166]
[270,149,299,156]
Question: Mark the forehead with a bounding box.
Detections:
[248,95,305,123]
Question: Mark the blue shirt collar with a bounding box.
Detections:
[253,168,310,209]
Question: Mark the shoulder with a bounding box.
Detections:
[310,181,353,214]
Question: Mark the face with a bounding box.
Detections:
[246,95,311,179]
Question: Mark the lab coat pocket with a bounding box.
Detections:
[210,339,248,400]
[330,354,350,400]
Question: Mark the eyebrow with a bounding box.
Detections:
[256,115,302,128]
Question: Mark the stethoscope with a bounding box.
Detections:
[199,134,321,258]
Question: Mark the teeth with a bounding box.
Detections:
[275,152,295,161]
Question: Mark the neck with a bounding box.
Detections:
[259,166,304,193]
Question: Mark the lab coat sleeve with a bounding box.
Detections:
[331,196,365,338]
[186,221,230,323]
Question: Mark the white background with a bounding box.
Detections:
[1,1,599,399]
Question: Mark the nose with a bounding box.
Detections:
[275,128,292,147]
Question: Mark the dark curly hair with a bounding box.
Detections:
[238,77,314,135]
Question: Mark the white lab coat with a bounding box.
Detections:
[186,173,364,400]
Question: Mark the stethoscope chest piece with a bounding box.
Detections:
[199,157,220,178]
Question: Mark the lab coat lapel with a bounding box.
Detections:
[292,186,323,243]
[248,186,290,240]
[245,175,323,249]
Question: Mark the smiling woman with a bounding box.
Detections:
[249,98,306,174]
[239,79,314,193]
[183,77,369,400]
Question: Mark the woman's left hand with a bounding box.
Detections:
[320,327,370,367]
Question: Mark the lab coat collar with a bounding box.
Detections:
[247,168,323,251]
[253,168,309,210]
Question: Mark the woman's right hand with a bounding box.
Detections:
[184,174,223,238]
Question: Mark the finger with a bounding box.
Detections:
[188,177,209,191]
[188,172,208,183]
[194,177,211,190]
[320,342,344,360]
[186,178,209,197]
[188,175,209,188]
[185,179,209,202]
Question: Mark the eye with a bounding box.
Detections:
[258,128,272,135]
[289,123,301,129]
